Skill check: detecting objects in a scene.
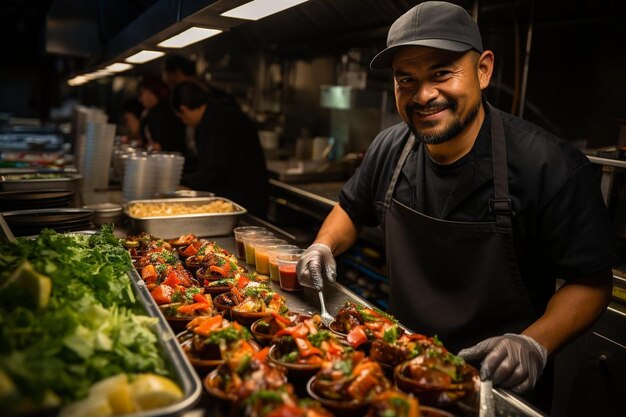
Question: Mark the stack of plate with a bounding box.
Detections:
[152,153,185,195]
[0,190,75,210]
[81,122,117,192]
[2,208,94,237]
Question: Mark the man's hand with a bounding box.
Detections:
[458,333,547,394]
[296,243,337,291]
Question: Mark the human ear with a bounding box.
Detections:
[477,51,494,90]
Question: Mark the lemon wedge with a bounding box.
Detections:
[130,373,183,411]
[2,260,52,309]
[90,374,135,414]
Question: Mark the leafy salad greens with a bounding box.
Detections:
[0,226,170,412]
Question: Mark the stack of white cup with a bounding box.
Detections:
[152,153,185,195]
[82,121,117,192]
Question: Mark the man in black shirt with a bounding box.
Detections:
[296,1,613,409]
[171,81,269,218]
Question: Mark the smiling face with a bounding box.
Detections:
[392,46,493,146]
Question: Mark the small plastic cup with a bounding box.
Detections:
[242,231,275,265]
[277,250,306,292]
[254,239,288,275]
[267,245,301,282]
[233,226,267,258]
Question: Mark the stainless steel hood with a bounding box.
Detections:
[45,0,255,65]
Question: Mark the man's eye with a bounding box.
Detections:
[433,71,451,79]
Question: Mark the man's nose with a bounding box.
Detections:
[412,82,438,105]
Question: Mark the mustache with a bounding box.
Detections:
[406,100,456,113]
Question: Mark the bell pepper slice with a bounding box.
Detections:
[210,264,231,277]
[253,347,270,362]
[271,312,292,326]
[177,302,212,315]
[275,323,309,339]
[295,337,323,358]
[347,325,369,348]
[193,293,210,305]
[236,274,251,289]
[191,314,223,335]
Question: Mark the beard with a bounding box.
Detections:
[405,99,480,144]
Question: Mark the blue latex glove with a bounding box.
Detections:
[296,243,336,291]
[458,333,547,393]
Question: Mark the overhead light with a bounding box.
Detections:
[221,0,309,21]
[106,62,134,72]
[125,50,165,64]
[157,27,222,48]
[68,75,89,86]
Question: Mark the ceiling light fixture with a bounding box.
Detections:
[106,62,134,72]
[221,0,309,21]
[125,50,165,64]
[157,27,222,48]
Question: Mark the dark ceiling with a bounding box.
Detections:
[1,0,624,66]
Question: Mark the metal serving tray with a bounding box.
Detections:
[0,172,82,191]
[124,197,247,239]
[126,267,202,417]
[0,225,202,417]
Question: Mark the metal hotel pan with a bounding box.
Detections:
[126,267,202,417]
[0,173,82,191]
[124,197,247,239]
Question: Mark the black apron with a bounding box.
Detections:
[382,106,538,355]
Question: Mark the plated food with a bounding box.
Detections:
[203,347,287,402]
[394,339,478,408]
[307,353,391,416]
[331,300,401,350]
[178,314,260,374]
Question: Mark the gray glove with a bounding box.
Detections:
[296,243,337,291]
[457,333,547,394]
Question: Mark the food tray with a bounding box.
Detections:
[126,267,202,417]
[124,197,246,239]
[0,172,82,191]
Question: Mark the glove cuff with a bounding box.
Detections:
[309,242,333,255]
[506,333,548,371]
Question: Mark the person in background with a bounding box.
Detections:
[137,75,186,155]
[295,1,613,412]
[120,98,143,147]
[171,81,269,218]
[163,54,198,87]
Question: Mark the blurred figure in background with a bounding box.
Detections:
[171,81,269,218]
[164,54,198,87]
[120,98,143,147]
[137,75,186,155]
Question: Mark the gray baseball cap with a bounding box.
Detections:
[370,1,483,70]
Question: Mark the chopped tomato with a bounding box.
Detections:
[253,347,270,362]
[275,323,309,339]
[162,271,180,287]
[193,294,211,304]
[347,326,369,348]
[236,274,250,289]
[150,285,172,305]
[191,314,223,335]
[141,264,157,283]
[180,244,198,257]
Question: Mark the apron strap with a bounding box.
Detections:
[487,104,515,233]
[382,132,415,231]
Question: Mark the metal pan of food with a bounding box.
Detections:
[0,172,82,191]
[0,228,202,417]
[124,197,246,239]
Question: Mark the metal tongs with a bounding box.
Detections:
[317,289,334,327]
[479,379,495,417]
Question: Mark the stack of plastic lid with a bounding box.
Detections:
[152,153,185,195]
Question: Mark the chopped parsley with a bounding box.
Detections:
[307,330,331,347]
[203,326,249,345]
